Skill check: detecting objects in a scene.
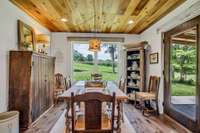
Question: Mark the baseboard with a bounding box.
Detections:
[162,114,192,133]
[31,104,54,126]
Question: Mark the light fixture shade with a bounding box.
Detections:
[25,35,33,43]
[89,38,101,52]
[36,34,50,44]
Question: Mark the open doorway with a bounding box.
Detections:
[164,16,200,132]
[170,27,197,120]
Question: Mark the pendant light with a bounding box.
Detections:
[88,1,101,52]
[89,38,101,52]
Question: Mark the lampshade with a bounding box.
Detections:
[36,34,50,44]
[25,35,33,43]
[88,38,101,52]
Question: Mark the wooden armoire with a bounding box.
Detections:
[9,51,55,128]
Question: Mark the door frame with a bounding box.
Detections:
[164,15,200,132]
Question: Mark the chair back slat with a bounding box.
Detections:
[148,76,160,94]
[91,73,103,80]
[118,76,122,88]
[71,92,115,133]
[85,100,102,129]
[73,92,114,102]
[55,73,65,89]
[64,77,68,90]
[68,76,72,88]
[118,76,126,93]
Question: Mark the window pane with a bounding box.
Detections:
[73,42,118,81]
[98,44,118,81]
[73,43,94,80]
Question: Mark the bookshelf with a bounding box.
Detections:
[125,42,146,100]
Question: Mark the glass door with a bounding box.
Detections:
[170,27,197,120]
[164,24,199,132]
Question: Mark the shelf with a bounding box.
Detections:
[127,69,140,72]
[127,77,140,80]
[127,58,140,61]
[127,53,140,55]
[127,86,140,89]
[125,46,145,95]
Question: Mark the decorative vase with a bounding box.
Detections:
[0,111,19,133]
[132,62,138,70]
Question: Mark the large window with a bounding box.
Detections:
[73,42,118,81]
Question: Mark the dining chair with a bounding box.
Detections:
[64,77,69,90]
[70,92,116,133]
[91,73,103,81]
[135,76,160,116]
[67,75,72,88]
[119,77,126,93]
[118,76,122,89]
[117,77,126,122]
[54,73,66,104]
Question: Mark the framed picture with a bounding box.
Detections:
[150,52,159,64]
[18,20,36,51]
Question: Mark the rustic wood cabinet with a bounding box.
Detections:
[124,42,146,101]
[9,51,55,128]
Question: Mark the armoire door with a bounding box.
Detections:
[44,57,50,110]
[31,54,40,122]
[41,56,46,113]
[48,58,55,107]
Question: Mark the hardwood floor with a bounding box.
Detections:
[22,102,191,133]
[124,103,191,133]
[22,103,66,133]
[50,109,136,133]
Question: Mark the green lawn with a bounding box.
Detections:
[73,62,117,81]
[74,63,196,96]
[171,83,196,96]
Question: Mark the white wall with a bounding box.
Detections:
[140,0,200,113]
[0,0,50,112]
[51,32,140,77]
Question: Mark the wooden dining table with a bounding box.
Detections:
[59,81,128,133]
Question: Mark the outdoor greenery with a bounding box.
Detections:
[73,44,118,81]
[171,43,196,96]
[171,83,195,96]
[103,44,117,73]
[73,62,117,81]
[73,43,197,96]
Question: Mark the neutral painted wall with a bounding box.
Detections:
[140,0,200,113]
[0,0,50,112]
[50,32,140,78]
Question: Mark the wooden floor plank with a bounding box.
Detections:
[124,103,191,133]
[22,103,66,133]
[22,102,191,133]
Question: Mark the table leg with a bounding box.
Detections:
[117,101,121,133]
[65,100,70,133]
[121,103,124,122]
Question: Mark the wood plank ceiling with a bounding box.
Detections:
[11,0,185,34]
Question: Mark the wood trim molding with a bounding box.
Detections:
[67,37,124,43]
